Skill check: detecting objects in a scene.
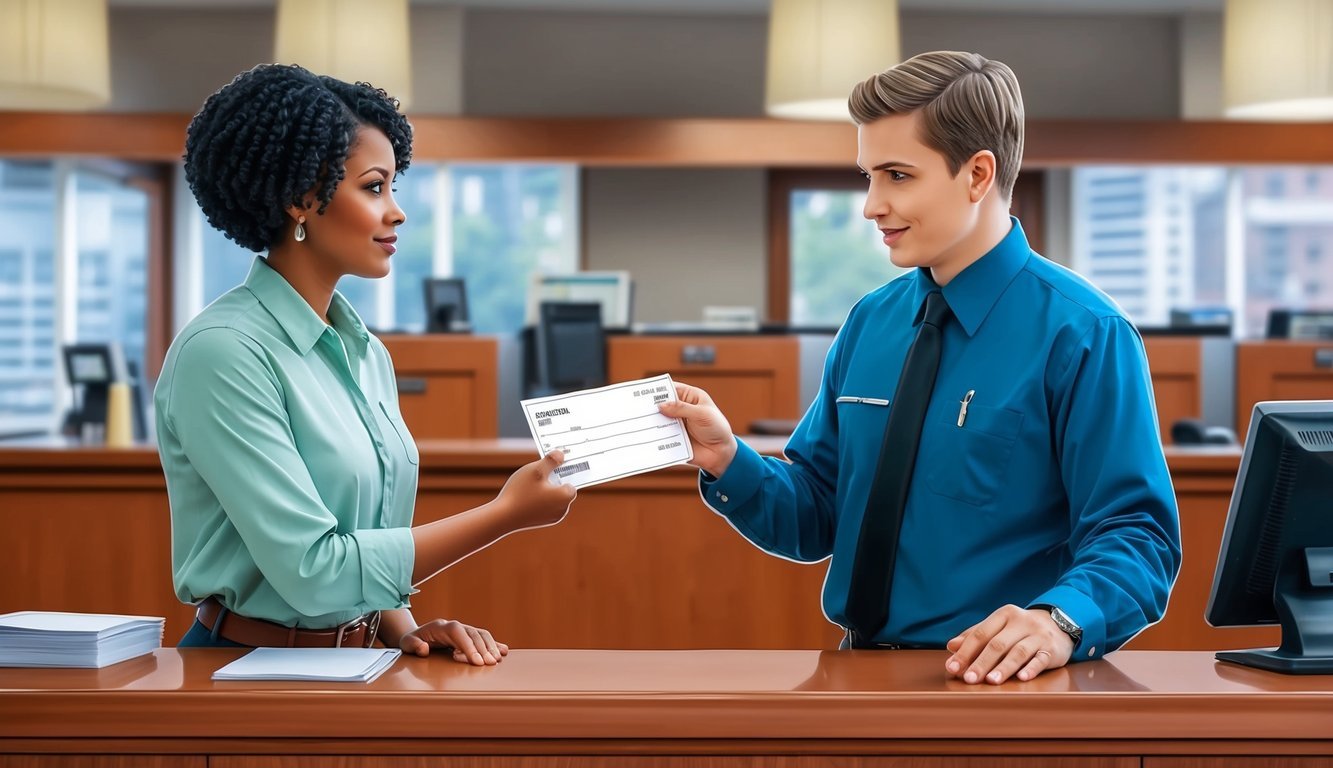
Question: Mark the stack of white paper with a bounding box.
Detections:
[0,611,164,668]
[212,647,402,683]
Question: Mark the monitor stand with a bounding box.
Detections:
[1216,547,1333,674]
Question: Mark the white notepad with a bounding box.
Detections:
[211,647,402,683]
[0,610,164,668]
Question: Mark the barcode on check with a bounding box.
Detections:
[555,461,591,478]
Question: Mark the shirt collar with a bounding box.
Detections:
[909,216,1031,337]
[328,288,371,350]
[243,257,343,355]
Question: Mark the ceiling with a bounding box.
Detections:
[109,0,1225,15]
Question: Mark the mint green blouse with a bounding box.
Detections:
[155,257,417,629]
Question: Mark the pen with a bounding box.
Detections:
[957,389,975,427]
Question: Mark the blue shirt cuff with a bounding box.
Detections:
[698,437,764,514]
[1029,585,1107,661]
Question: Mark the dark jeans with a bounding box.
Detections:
[177,618,247,648]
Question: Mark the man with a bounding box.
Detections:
[660,51,1181,685]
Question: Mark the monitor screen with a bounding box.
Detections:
[526,272,632,329]
[1206,400,1333,674]
[1267,309,1333,340]
[62,344,118,385]
[423,277,470,333]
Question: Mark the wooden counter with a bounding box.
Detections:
[0,440,1274,653]
[1,649,1331,764]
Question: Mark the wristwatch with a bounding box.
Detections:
[1033,604,1083,647]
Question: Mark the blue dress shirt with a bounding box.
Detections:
[702,218,1182,660]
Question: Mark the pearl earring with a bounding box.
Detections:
[294,217,307,242]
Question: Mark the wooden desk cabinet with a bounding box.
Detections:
[1236,340,1333,438]
[1143,336,1204,445]
[1,649,1330,765]
[608,335,799,434]
[378,334,498,438]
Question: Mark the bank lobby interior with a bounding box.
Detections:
[3,0,1333,765]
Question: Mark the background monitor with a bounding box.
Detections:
[1170,306,1233,332]
[1267,309,1333,340]
[1206,400,1333,674]
[536,301,606,395]
[63,344,118,385]
[423,277,471,333]
[59,343,146,442]
[526,272,632,329]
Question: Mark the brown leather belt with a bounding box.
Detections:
[196,596,380,648]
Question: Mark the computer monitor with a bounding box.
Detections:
[60,343,146,442]
[1267,309,1333,340]
[1206,400,1333,674]
[423,277,471,333]
[63,344,117,386]
[536,301,606,395]
[1169,306,1232,332]
[526,272,632,329]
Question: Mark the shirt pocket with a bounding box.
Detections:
[379,400,420,465]
[924,402,1024,508]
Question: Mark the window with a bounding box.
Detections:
[1074,167,1220,323]
[788,188,906,327]
[0,161,153,435]
[73,171,149,382]
[0,162,57,434]
[192,163,579,335]
[1241,168,1333,336]
[1071,166,1333,337]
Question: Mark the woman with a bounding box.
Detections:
[155,64,576,664]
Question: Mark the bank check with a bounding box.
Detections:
[520,374,694,488]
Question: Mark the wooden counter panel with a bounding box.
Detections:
[1,443,1247,651]
[1144,337,1203,445]
[0,760,203,768]
[1126,484,1278,651]
[0,488,196,641]
[213,759,1135,768]
[406,483,843,651]
[1147,760,1333,768]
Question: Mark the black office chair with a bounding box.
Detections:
[532,301,606,396]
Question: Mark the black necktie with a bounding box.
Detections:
[844,290,951,646]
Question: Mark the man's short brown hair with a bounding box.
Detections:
[848,51,1024,200]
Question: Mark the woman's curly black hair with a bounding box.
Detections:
[184,63,413,253]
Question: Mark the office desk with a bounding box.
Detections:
[1236,340,1333,438]
[0,441,1274,653]
[1,649,1331,765]
[378,335,498,438]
